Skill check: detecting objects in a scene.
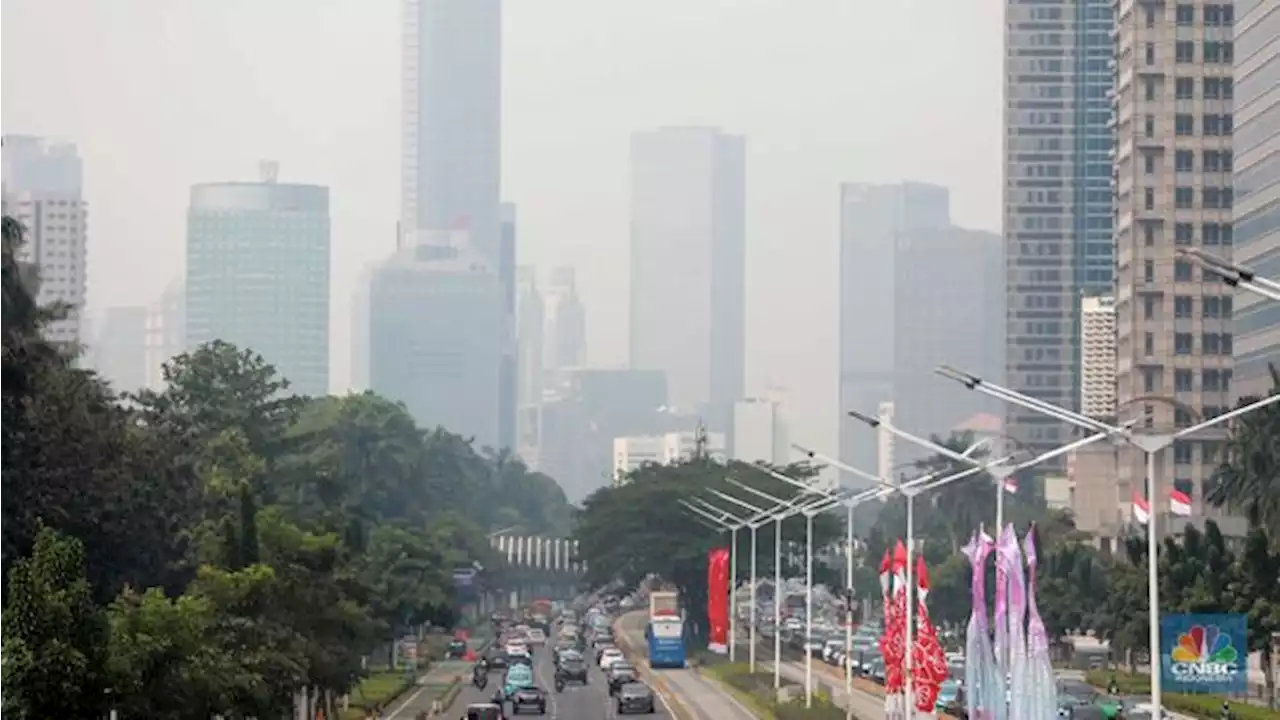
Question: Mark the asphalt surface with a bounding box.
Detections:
[448,633,676,719]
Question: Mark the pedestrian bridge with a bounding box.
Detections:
[487,534,584,607]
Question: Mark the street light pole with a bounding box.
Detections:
[689,498,745,660]
[844,501,854,720]
[935,364,1280,712]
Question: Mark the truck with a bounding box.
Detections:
[645,591,686,669]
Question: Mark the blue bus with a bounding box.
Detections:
[646,616,686,668]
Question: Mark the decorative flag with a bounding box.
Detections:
[961,531,1003,720]
[1170,488,1192,517]
[1023,527,1060,719]
[911,555,948,716]
[999,525,1028,720]
[883,541,910,719]
[706,548,730,653]
[993,527,1011,712]
[1003,476,1018,494]
[1132,492,1151,525]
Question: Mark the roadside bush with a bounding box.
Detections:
[1085,670,1268,720]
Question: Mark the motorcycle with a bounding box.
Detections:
[554,676,565,693]
[472,668,488,690]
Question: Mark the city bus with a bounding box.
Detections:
[646,591,686,669]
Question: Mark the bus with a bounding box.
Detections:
[646,591,686,669]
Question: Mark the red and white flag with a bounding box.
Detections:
[1002,476,1019,494]
[1132,492,1150,525]
[1170,488,1192,517]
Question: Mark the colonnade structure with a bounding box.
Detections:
[487,535,584,609]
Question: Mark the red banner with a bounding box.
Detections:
[706,547,730,652]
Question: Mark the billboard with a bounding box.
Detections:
[706,548,730,653]
[1161,613,1247,694]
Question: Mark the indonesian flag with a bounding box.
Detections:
[1170,488,1192,516]
[1132,492,1150,525]
[1002,476,1019,494]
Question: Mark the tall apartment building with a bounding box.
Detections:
[185,163,331,397]
[732,398,789,465]
[1,135,88,345]
[144,278,185,390]
[1080,296,1118,418]
[544,266,586,371]
[515,265,544,463]
[1003,0,1115,466]
[368,230,502,449]
[612,430,727,485]
[1113,0,1237,519]
[1233,0,1279,398]
[93,306,148,393]
[498,203,517,450]
[630,127,746,433]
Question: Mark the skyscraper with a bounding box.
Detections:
[515,266,544,464]
[1003,0,1115,465]
[629,127,745,431]
[185,162,330,397]
[543,266,586,371]
[1113,0,1236,520]
[1,134,88,345]
[369,230,502,449]
[1233,0,1279,398]
[144,279,185,390]
[498,203,517,450]
[1079,296,1117,419]
[837,182,951,479]
[400,0,502,259]
[93,306,148,393]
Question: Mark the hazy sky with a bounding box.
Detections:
[3,0,1003,457]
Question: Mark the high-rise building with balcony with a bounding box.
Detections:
[1113,0,1237,520]
[185,163,330,396]
[630,127,745,433]
[2,135,88,346]
[1232,0,1279,398]
[1002,0,1115,467]
[1080,296,1118,419]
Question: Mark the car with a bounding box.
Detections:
[935,679,962,712]
[608,664,639,695]
[527,629,547,645]
[464,701,506,720]
[506,685,547,715]
[556,654,589,685]
[599,648,625,670]
[506,640,530,658]
[484,651,509,671]
[592,633,615,649]
[446,639,469,659]
[507,654,533,669]
[616,682,656,714]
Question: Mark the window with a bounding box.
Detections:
[1175,186,1195,208]
[1202,295,1232,318]
[1176,3,1195,24]
[1175,41,1195,63]
[1203,333,1221,354]
[1145,42,1156,66]
[1145,259,1155,282]
[1145,294,1157,319]
[1175,259,1194,281]
[1175,408,1193,429]
[1203,223,1222,245]
[1174,369,1194,392]
[1222,333,1233,354]
[1145,187,1156,210]
[1175,223,1194,245]
[1145,154,1156,174]
[1203,187,1230,209]
[1174,295,1193,318]
[1173,441,1193,465]
[1144,224,1155,246]
[1204,77,1233,100]
[1203,41,1233,63]
[1203,369,1231,393]
[1145,77,1157,101]
[1144,368,1157,393]
[1203,114,1231,136]
[1204,4,1233,25]
[1175,150,1195,172]
[1145,115,1155,138]
[1203,150,1232,173]
[1175,333,1194,355]
[1144,332,1155,356]
[1176,77,1195,99]
[1175,114,1195,135]
[1145,6,1156,27]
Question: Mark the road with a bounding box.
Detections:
[615,612,758,720]
[447,630,678,719]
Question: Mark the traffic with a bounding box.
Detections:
[455,595,673,719]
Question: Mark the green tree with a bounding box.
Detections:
[1206,367,1280,537]
[1226,526,1280,706]
[2,527,109,720]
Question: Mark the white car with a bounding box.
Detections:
[599,648,625,670]
[506,640,530,657]
[527,629,547,645]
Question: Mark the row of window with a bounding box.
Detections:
[1171,113,1233,137]
[1142,294,1233,320]
[1165,332,1234,355]
[1171,3,1234,26]
[1142,149,1233,174]
[1141,368,1233,394]
[1141,186,1233,211]
[1158,76,1234,101]
[1141,257,1229,283]
[1174,40,1233,64]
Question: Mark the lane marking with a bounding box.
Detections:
[386,683,428,719]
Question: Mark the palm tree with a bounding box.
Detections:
[909,431,1000,554]
[1206,366,1280,537]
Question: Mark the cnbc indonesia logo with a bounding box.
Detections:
[1169,624,1240,683]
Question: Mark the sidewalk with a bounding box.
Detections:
[385,637,489,719]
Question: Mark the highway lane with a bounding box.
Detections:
[448,634,675,719]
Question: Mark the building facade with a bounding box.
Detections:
[629,127,745,432]
[144,278,185,390]
[185,164,330,396]
[1233,0,1280,398]
[732,398,790,466]
[543,266,586,371]
[369,230,502,449]
[94,306,148,393]
[1002,0,1115,466]
[2,135,88,345]
[400,0,502,260]
[612,430,727,484]
[1079,295,1118,418]
[1113,0,1236,518]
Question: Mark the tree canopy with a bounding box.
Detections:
[0,216,575,718]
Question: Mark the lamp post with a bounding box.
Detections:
[1177,248,1280,302]
[678,499,745,658]
[935,365,1280,711]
